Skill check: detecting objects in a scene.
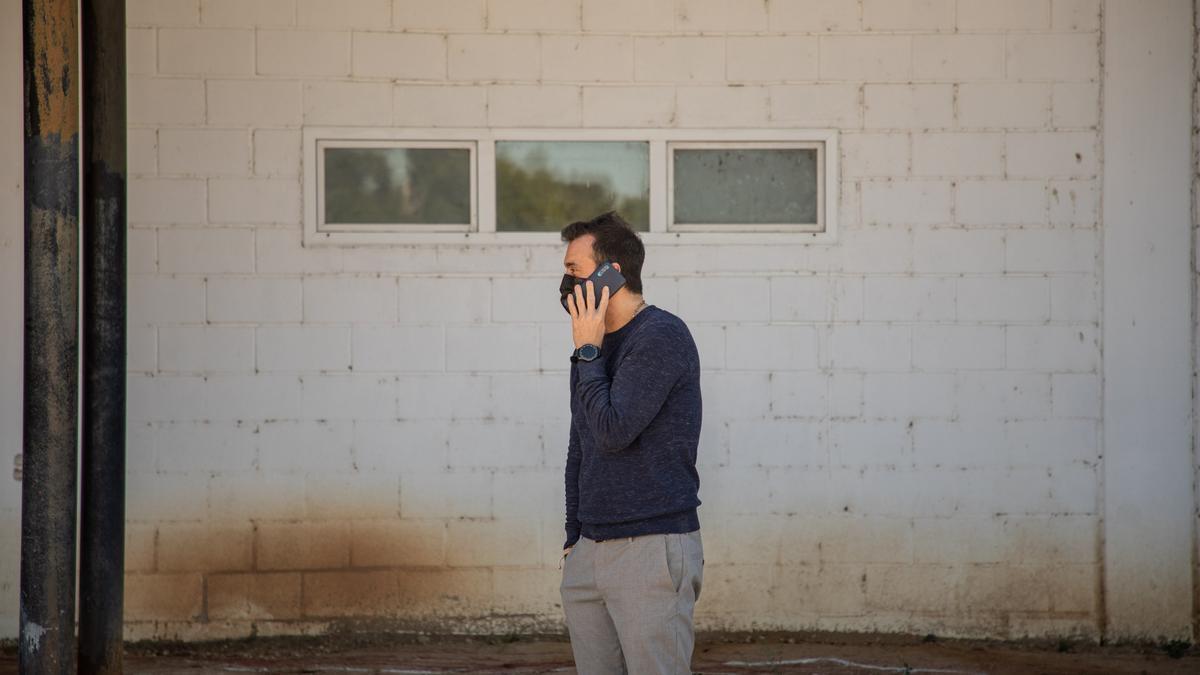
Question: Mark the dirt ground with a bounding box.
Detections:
[1,630,1197,674]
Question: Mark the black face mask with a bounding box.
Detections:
[559,273,586,314]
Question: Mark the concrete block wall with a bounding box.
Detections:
[1190,0,1200,648]
[3,0,1171,642]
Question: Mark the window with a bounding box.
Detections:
[670,143,822,232]
[495,141,650,232]
[303,129,838,245]
[318,141,475,232]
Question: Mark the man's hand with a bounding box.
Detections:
[567,279,609,350]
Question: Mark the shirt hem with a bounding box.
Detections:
[579,507,700,543]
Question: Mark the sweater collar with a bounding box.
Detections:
[605,303,656,340]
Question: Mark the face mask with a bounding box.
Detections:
[559,273,586,314]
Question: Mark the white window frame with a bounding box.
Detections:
[302,127,839,246]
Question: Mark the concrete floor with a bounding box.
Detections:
[1,631,1197,674]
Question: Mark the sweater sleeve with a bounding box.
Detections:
[563,416,582,550]
[573,323,690,453]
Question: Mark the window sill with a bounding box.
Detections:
[302,229,838,247]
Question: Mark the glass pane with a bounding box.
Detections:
[323,147,471,225]
[496,141,650,232]
[673,148,819,225]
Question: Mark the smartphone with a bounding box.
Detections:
[561,260,626,313]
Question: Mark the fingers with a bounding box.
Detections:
[568,280,608,317]
[573,283,585,313]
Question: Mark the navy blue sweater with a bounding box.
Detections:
[563,304,703,549]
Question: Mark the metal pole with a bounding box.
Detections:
[20,0,80,672]
[79,0,126,672]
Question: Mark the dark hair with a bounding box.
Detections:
[560,211,645,295]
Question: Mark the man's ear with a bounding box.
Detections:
[611,262,621,273]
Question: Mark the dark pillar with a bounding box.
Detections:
[20,0,80,672]
[79,0,127,672]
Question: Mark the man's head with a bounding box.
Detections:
[560,211,645,295]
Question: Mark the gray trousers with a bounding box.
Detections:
[559,530,704,674]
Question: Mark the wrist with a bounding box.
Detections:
[574,337,603,350]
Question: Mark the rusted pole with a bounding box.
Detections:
[79,0,126,672]
[20,0,80,673]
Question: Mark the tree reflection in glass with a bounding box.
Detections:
[496,141,650,232]
[323,147,471,225]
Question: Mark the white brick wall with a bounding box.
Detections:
[6,0,1183,646]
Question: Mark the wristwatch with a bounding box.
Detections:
[571,343,601,363]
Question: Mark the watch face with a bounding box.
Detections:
[580,344,599,359]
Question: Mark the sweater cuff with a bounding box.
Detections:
[575,353,607,379]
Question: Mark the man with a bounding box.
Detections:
[557,211,704,674]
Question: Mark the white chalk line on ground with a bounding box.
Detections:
[219,665,578,674]
[220,662,446,667]
[722,656,987,674]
